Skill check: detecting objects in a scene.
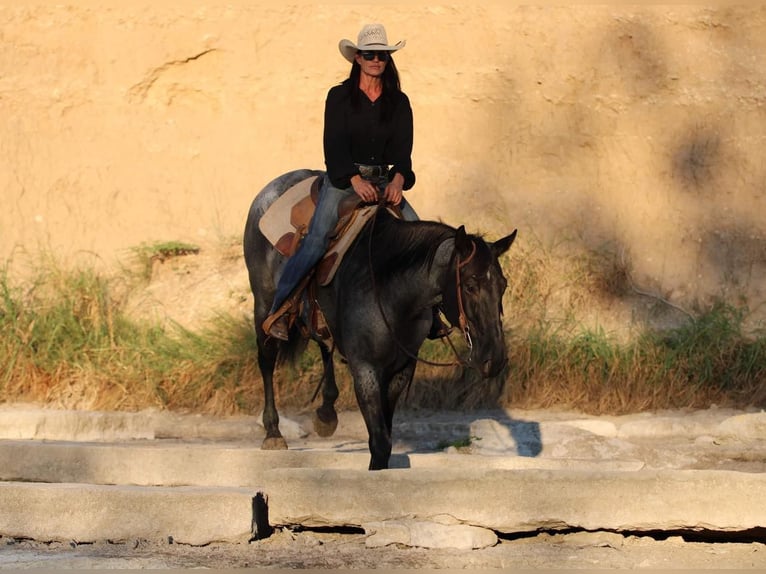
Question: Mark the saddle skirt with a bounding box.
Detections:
[258,174,395,287]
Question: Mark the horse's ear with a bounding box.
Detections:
[455,225,473,257]
[492,229,517,258]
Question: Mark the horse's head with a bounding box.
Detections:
[442,226,517,378]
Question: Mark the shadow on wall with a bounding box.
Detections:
[486,7,766,315]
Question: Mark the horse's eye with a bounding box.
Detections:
[465,277,479,295]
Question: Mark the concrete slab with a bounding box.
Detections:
[0,482,257,545]
[0,405,268,442]
[2,464,762,545]
[363,519,498,549]
[1,406,765,547]
[0,440,645,488]
[258,467,766,534]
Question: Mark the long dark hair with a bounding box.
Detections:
[348,54,401,122]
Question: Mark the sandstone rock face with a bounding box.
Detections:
[3,6,766,317]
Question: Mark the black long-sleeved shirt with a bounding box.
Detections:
[323,79,416,190]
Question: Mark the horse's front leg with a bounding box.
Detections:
[351,362,391,470]
[385,360,417,436]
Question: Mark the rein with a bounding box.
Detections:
[367,202,476,369]
[455,240,477,350]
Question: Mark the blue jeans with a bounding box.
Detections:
[270,176,419,313]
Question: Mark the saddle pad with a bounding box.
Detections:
[259,176,399,287]
[317,204,378,286]
[258,175,319,247]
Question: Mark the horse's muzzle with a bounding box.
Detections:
[479,355,508,378]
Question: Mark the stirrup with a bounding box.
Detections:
[263,313,289,341]
[262,275,314,341]
[262,300,292,341]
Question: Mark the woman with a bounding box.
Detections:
[264,23,432,341]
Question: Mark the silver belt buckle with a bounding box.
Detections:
[358,164,386,178]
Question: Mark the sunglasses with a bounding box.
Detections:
[359,50,390,62]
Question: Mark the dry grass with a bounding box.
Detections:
[2,241,765,416]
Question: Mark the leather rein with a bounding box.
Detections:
[454,240,477,351]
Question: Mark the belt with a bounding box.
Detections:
[355,164,389,179]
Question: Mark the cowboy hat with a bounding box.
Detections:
[338,23,406,63]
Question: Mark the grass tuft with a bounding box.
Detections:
[130,241,201,281]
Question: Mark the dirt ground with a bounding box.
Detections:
[1,528,763,570]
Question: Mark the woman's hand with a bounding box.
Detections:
[384,173,405,206]
[350,175,378,203]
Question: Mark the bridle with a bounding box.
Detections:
[454,240,478,352]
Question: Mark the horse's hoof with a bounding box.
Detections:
[312,409,338,438]
[261,436,288,450]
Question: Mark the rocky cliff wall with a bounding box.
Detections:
[2,5,765,312]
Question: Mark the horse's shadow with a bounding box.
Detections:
[491,411,543,457]
[389,410,542,469]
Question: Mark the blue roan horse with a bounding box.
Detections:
[243,169,517,470]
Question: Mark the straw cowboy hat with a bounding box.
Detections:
[338,23,406,63]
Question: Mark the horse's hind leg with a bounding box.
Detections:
[312,340,339,437]
[257,333,288,450]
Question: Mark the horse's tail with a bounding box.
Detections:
[276,330,309,367]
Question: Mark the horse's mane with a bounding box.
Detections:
[367,209,465,276]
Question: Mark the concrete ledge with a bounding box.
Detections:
[258,467,766,534]
[1,461,763,543]
[0,482,257,545]
[0,406,266,442]
[0,441,643,487]
[0,441,371,486]
[2,407,765,545]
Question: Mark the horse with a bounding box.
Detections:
[243,169,517,470]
